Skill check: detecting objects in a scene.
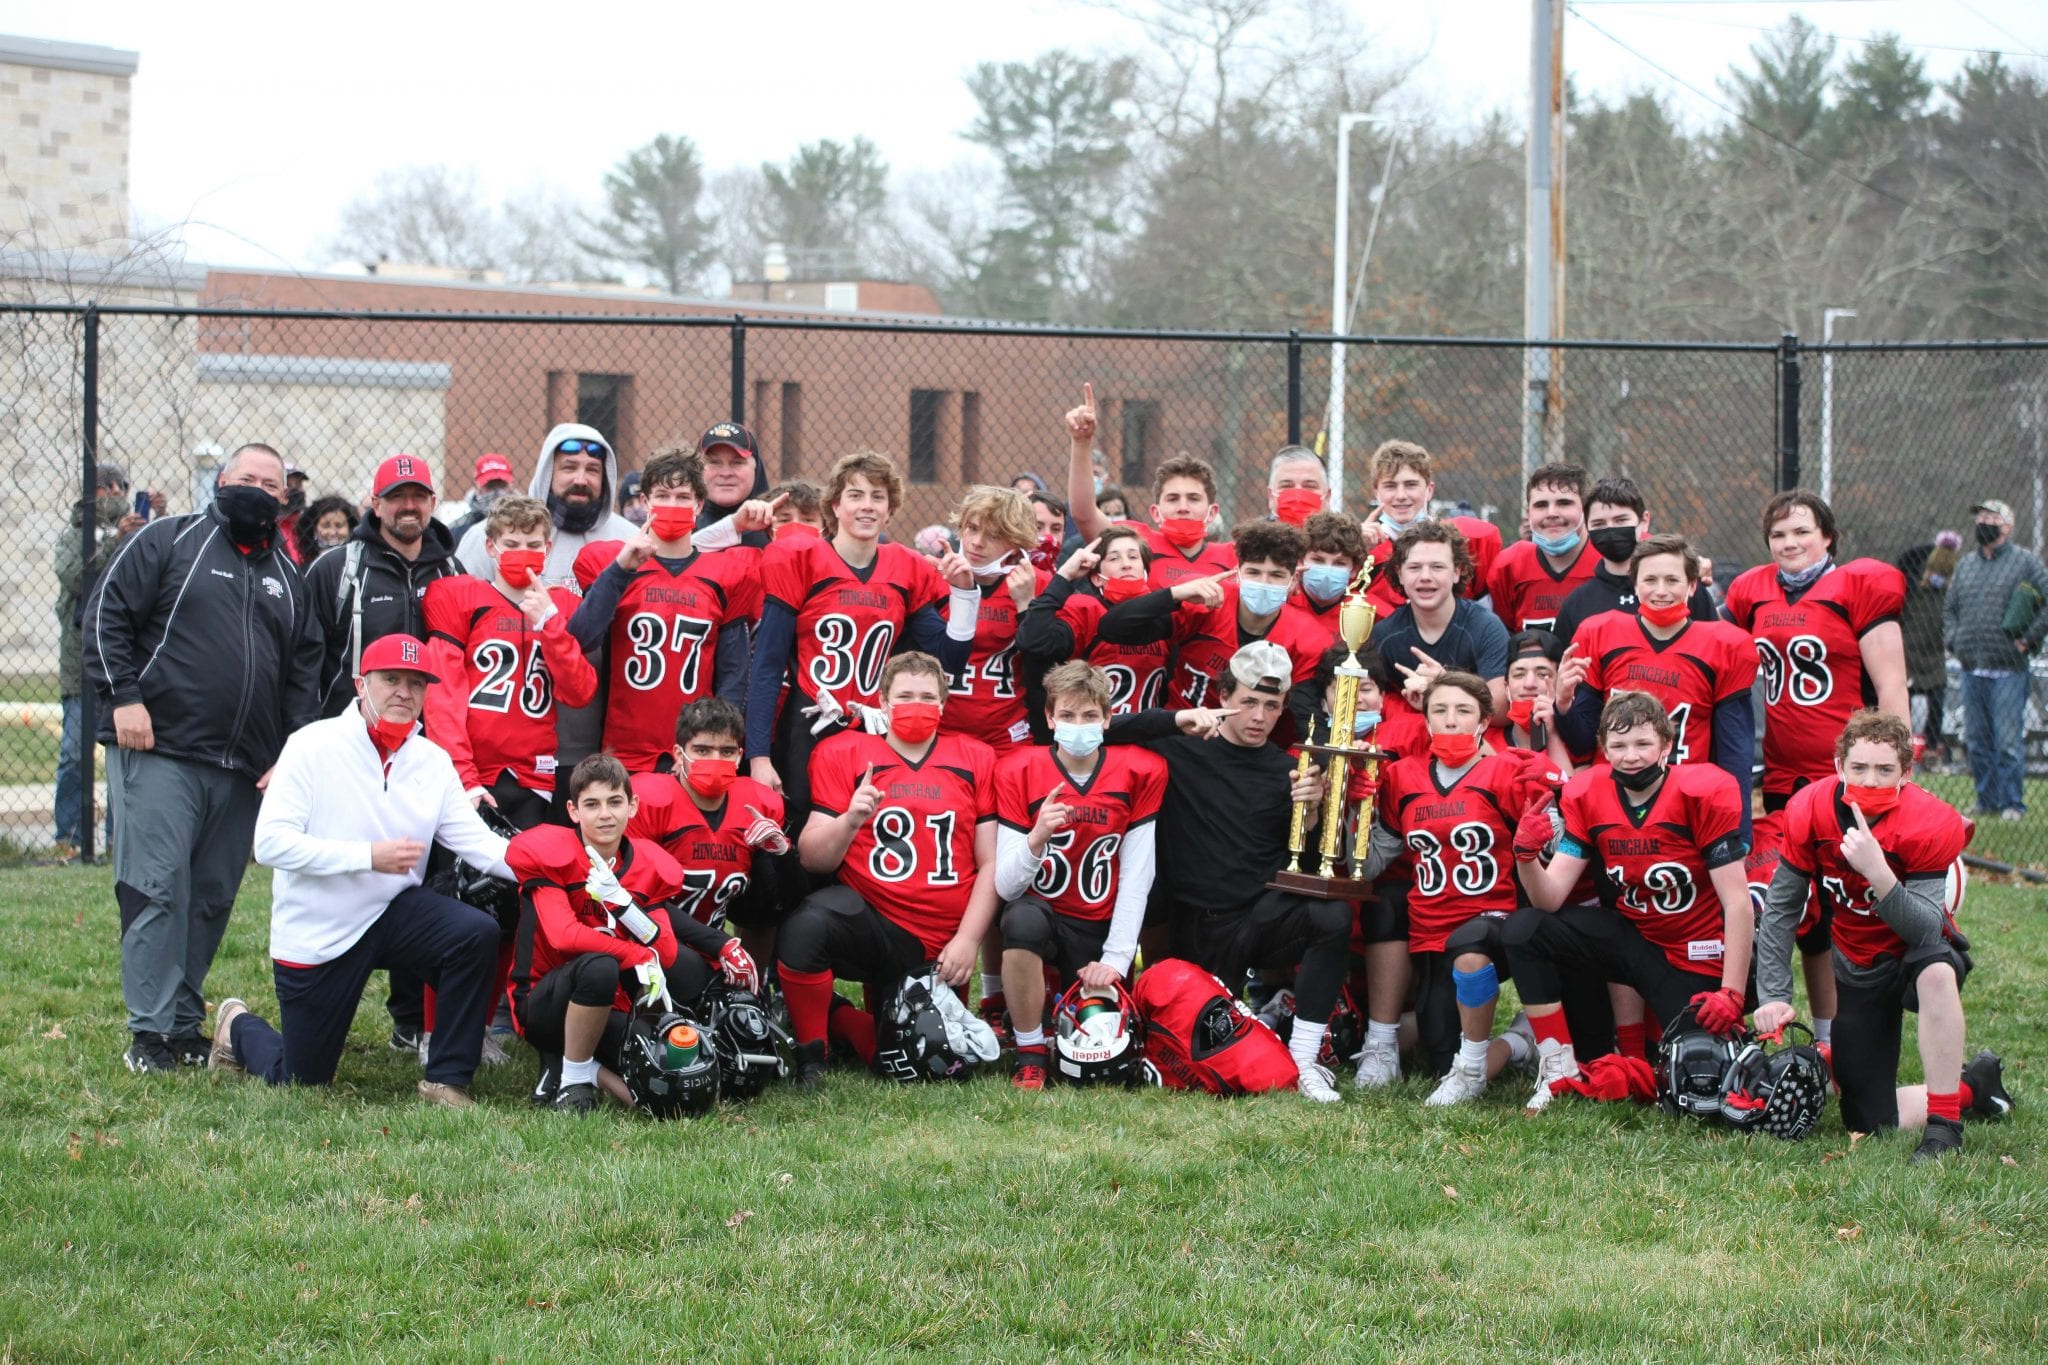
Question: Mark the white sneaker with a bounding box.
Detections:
[1524,1042,1580,1113]
[1297,1062,1342,1104]
[1353,1036,1402,1088]
[1425,1061,1490,1107]
[1504,1012,1538,1073]
[479,1032,511,1067]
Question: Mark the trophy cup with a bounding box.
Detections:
[1269,563,1390,898]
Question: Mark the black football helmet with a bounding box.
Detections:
[873,969,999,1083]
[427,803,522,932]
[1656,1005,1748,1123]
[1051,981,1145,1087]
[619,1011,719,1118]
[1718,1022,1831,1140]
[701,981,785,1100]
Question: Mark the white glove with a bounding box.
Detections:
[929,976,1002,1063]
[743,805,791,855]
[584,844,634,910]
[633,958,671,1011]
[802,686,847,736]
[849,702,889,736]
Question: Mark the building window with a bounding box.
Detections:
[909,389,944,484]
[577,373,627,440]
[959,390,982,485]
[780,382,803,475]
[1121,399,1160,487]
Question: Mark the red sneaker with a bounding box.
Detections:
[979,991,1014,1050]
[1012,1046,1048,1091]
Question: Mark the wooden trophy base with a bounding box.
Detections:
[1268,869,1376,899]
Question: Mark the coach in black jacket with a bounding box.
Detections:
[84,442,323,1075]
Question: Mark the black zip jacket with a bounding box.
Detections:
[303,513,465,716]
[83,503,324,780]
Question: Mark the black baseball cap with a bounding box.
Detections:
[695,422,759,459]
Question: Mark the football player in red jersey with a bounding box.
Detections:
[1356,440,1502,619]
[1557,534,1757,807]
[508,755,759,1113]
[1725,490,1910,811]
[1550,477,1719,645]
[628,698,802,966]
[1291,511,1369,642]
[1744,809,1837,1048]
[777,652,1000,1087]
[767,479,824,541]
[1357,673,1551,1104]
[566,450,760,775]
[1487,463,1596,632]
[423,495,598,827]
[943,485,1047,750]
[993,662,1167,1089]
[1754,711,2012,1161]
[1490,630,1575,772]
[1017,527,1176,717]
[1508,691,1755,1112]
[1063,384,1237,589]
[744,451,980,827]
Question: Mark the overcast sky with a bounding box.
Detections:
[5,0,2043,275]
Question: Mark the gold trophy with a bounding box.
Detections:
[1270,563,1390,898]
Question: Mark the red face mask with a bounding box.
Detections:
[774,521,821,542]
[649,505,697,541]
[1638,598,1690,629]
[367,713,414,752]
[497,548,545,590]
[1843,781,1901,817]
[1029,534,1061,571]
[1158,516,1207,549]
[1274,487,1322,527]
[1507,698,1536,729]
[890,700,943,744]
[1100,575,1149,604]
[684,755,738,800]
[1430,731,1481,766]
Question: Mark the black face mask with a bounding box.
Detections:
[1975,521,2002,547]
[1589,526,1640,564]
[214,484,280,549]
[1614,761,1665,792]
[548,490,605,536]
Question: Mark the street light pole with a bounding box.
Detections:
[1821,307,1856,503]
[1327,112,1414,512]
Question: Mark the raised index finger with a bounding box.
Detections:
[861,764,876,788]
[1850,801,1872,834]
[1083,382,1095,409]
[764,491,789,510]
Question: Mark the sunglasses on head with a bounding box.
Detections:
[555,439,609,457]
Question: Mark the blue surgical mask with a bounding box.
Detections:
[1301,564,1351,602]
[1352,709,1382,737]
[1093,474,1105,496]
[1239,581,1290,616]
[1054,721,1104,758]
[1532,528,1582,557]
[1378,512,1421,539]
[1778,555,1831,594]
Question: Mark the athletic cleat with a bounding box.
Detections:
[1504,1012,1539,1073]
[479,1032,512,1067]
[1524,1042,1580,1113]
[416,1080,474,1110]
[1353,1036,1402,1089]
[1297,1062,1342,1104]
[530,1054,562,1109]
[552,1082,599,1115]
[791,1041,829,1090]
[169,1032,211,1068]
[389,1025,426,1054]
[1012,1048,1049,1091]
[208,999,249,1075]
[1255,987,1297,1033]
[977,992,1013,1051]
[1910,1115,1965,1164]
[1425,1061,1490,1107]
[124,1033,178,1075]
[1964,1049,2014,1120]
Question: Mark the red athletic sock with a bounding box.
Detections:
[1617,1022,1648,1063]
[1529,1010,1573,1049]
[423,985,437,1033]
[828,996,876,1063]
[781,967,835,1047]
[1927,1089,1963,1124]
[493,941,515,1013]
[1957,1080,1975,1113]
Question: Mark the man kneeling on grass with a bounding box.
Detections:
[209,635,511,1108]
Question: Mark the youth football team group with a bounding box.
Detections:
[208,386,2015,1158]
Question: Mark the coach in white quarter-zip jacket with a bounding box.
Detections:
[209,634,512,1109]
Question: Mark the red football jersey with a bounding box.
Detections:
[1378,750,1556,950]
[1559,762,1745,975]
[1486,538,1597,633]
[507,824,681,1019]
[993,743,1167,921]
[1364,516,1501,613]
[1124,520,1237,590]
[767,538,949,710]
[571,543,762,773]
[1051,591,1173,715]
[1164,585,1326,710]
[808,730,997,954]
[942,571,1049,749]
[423,577,597,795]
[1780,779,1972,968]
[627,772,785,928]
[1724,559,1906,797]
[1576,611,1758,768]
[1286,585,1346,647]
[1746,810,1823,939]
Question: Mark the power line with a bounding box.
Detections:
[1956,0,2046,61]
[1568,5,1919,208]
[1619,9,2041,60]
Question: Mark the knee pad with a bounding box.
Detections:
[1309,899,1352,943]
[998,899,1056,959]
[1452,962,1499,1009]
[568,952,624,1006]
[1501,904,1547,951]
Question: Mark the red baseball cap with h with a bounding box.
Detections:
[373,453,433,498]
[358,633,440,681]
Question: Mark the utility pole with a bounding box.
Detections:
[1819,307,1856,503]
[1524,0,1566,479]
[1326,111,1370,512]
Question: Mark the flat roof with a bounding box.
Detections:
[0,34,139,77]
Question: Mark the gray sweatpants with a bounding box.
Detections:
[109,748,261,1037]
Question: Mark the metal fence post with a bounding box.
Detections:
[79,304,99,864]
[1286,329,1302,447]
[729,314,746,424]
[1776,330,1802,492]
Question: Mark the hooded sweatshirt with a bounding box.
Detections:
[694,441,773,549]
[456,423,639,584]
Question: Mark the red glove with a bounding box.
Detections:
[1690,986,1747,1036]
[1512,796,1555,863]
[719,939,760,994]
[1346,765,1380,803]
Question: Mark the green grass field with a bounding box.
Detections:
[3,865,2045,1361]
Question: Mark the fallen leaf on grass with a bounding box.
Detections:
[42,1023,65,1040]
[776,1172,793,1187]
[1820,1150,1845,1163]
[94,1130,118,1147]
[64,1132,82,1161]
[404,1193,422,1211]
[1442,1185,1459,1201]
[1849,1131,1868,1146]
[725,1209,754,1229]
[1836,1225,1862,1242]
[2003,1156,2019,1167]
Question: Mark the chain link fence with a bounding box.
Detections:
[3,302,2044,869]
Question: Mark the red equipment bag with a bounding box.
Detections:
[1131,958,1298,1095]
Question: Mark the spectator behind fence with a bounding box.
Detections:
[616,469,648,526]
[82,442,323,1075]
[278,463,310,563]
[293,495,357,565]
[1944,498,2048,820]
[1898,531,1961,768]
[446,451,517,544]
[52,462,157,858]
